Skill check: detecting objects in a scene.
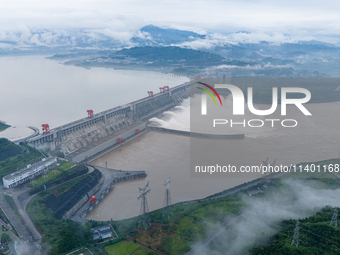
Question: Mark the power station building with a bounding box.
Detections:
[3,157,57,188]
[90,225,113,241]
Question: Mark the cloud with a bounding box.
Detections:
[1,0,340,49]
[192,179,340,255]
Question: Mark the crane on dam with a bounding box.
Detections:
[138,181,151,230]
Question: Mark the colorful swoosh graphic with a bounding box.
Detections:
[197,82,223,106]
[197,87,217,105]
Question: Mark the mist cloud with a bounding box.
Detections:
[1,0,340,49]
[193,179,340,255]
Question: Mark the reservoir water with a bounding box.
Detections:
[0,55,188,129]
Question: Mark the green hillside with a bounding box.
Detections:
[0,122,10,132]
[251,206,340,255]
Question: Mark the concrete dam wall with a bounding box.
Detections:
[28,82,190,162]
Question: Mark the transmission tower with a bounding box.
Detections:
[331,208,338,227]
[291,219,300,247]
[163,177,172,218]
[137,181,151,230]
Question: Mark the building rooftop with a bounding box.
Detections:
[3,157,56,181]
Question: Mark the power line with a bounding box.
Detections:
[137,181,151,231]
[291,219,299,247]
[163,177,172,218]
[331,208,338,228]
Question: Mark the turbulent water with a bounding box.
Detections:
[88,96,340,220]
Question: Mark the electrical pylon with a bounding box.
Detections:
[137,181,151,230]
[291,219,300,247]
[163,177,172,218]
[331,208,338,227]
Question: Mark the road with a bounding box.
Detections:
[0,195,42,255]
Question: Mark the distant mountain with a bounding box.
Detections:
[131,25,206,46]
[112,46,225,66]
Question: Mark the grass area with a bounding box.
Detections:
[0,122,10,132]
[28,170,61,187]
[133,247,158,255]
[57,161,76,171]
[105,242,141,255]
[111,196,243,255]
[28,164,88,195]
[28,161,77,188]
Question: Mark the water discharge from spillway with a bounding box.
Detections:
[149,98,190,132]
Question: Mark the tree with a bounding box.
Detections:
[1,232,10,243]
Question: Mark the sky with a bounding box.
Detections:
[1,0,340,48]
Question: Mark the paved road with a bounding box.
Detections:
[0,196,42,255]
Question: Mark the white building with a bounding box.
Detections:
[90,225,113,241]
[3,157,57,188]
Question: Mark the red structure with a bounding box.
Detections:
[164,86,169,91]
[195,75,201,79]
[136,128,140,134]
[147,91,154,97]
[118,137,122,143]
[89,196,96,204]
[87,110,94,118]
[41,124,50,134]
[159,87,165,93]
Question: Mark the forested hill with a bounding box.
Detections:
[114,46,225,65]
[251,206,340,255]
[0,138,22,162]
[0,139,43,179]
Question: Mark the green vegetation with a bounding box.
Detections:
[1,232,10,243]
[28,164,88,195]
[28,170,61,187]
[0,138,22,162]
[27,177,92,254]
[28,161,75,188]
[115,46,225,66]
[250,206,340,255]
[57,161,75,171]
[0,122,10,132]
[0,139,42,179]
[105,242,140,255]
[27,169,102,254]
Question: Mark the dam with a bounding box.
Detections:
[28,82,190,162]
